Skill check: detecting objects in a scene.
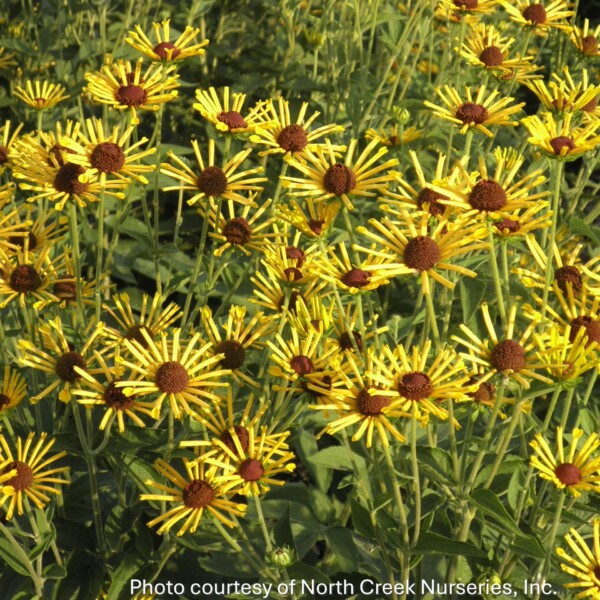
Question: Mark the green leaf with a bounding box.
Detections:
[509,535,546,559]
[273,503,296,552]
[287,562,330,585]
[470,489,524,538]
[326,528,358,572]
[460,278,487,325]
[570,217,600,245]
[309,446,356,471]
[0,536,32,576]
[412,532,487,558]
[43,564,67,579]
[295,429,332,493]
[106,554,145,600]
[349,497,375,539]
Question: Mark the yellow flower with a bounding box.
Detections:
[161,138,266,209]
[500,0,574,36]
[365,124,421,148]
[436,0,501,18]
[117,329,229,419]
[376,340,470,421]
[0,246,60,308]
[276,196,342,239]
[73,348,155,433]
[282,138,398,211]
[0,47,17,70]
[103,292,182,349]
[126,19,209,62]
[58,117,156,186]
[429,151,549,219]
[0,120,24,174]
[206,196,278,256]
[522,109,600,159]
[193,87,271,135]
[556,519,600,598]
[452,303,555,389]
[569,18,600,58]
[250,97,344,158]
[0,431,69,520]
[84,59,179,125]
[200,304,275,388]
[457,22,542,81]
[530,427,600,497]
[13,80,70,110]
[141,459,245,535]
[355,209,487,295]
[203,426,295,496]
[424,84,524,137]
[0,367,27,413]
[18,317,104,403]
[311,350,410,448]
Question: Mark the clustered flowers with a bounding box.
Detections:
[0,4,599,598]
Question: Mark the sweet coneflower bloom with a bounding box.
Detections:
[457,22,541,81]
[161,138,266,209]
[570,19,600,58]
[521,111,600,159]
[250,97,344,158]
[117,329,230,419]
[0,367,27,413]
[429,151,549,220]
[329,302,388,357]
[282,294,334,337]
[141,459,245,535]
[84,59,179,125]
[383,150,455,217]
[72,349,155,433]
[534,325,599,382]
[276,196,342,238]
[0,47,17,70]
[525,285,600,350]
[311,351,410,448]
[103,292,182,350]
[200,304,275,388]
[530,427,600,497]
[181,391,275,456]
[250,262,327,317]
[0,247,59,308]
[0,120,24,174]
[365,124,422,148]
[282,138,399,210]
[260,238,322,287]
[436,0,501,18]
[0,432,69,520]
[18,317,104,403]
[424,85,525,137]
[355,209,488,295]
[0,205,66,257]
[376,341,471,421]
[526,67,599,117]
[58,117,156,186]
[204,426,295,496]
[126,19,209,62]
[193,87,272,135]
[452,303,556,389]
[491,203,551,239]
[206,197,279,256]
[514,237,600,298]
[13,80,70,110]
[500,0,574,36]
[556,519,600,598]
[268,327,340,401]
[11,128,126,210]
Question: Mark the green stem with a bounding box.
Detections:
[68,202,85,325]
[410,408,421,544]
[540,159,564,328]
[487,220,507,330]
[0,522,43,596]
[94,188,105,321]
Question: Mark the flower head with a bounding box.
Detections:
[530,428,600,497]
[13,80,70,110]
[0,431,69,519]
[126,19,209,62]
[141,459,245,535]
